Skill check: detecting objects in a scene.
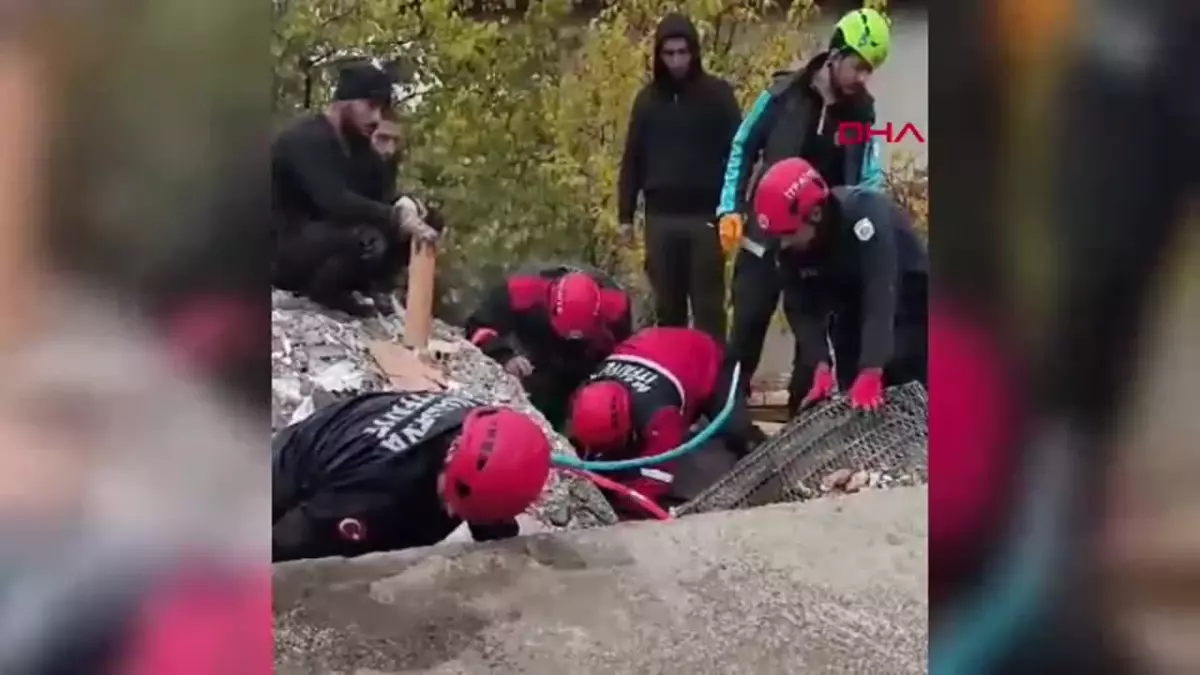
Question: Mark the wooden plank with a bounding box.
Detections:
[402,239,436,350]
[747,389,789,408]
[367,340,447,393]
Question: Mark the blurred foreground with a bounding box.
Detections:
[0,1,271,673]
[930,0,1199,673]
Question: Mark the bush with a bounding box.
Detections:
[273,0,928,322]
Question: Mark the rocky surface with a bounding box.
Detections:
[270,291,617,530]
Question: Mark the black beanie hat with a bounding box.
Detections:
[333,61,394,105]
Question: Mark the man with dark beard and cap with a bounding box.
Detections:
[271,60,441,316]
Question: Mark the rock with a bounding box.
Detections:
[820,468,854,492]
[792,482,816,500]
[270,291,618,530]
[845,470,871,494]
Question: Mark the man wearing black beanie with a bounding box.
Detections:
[271,60,441,316]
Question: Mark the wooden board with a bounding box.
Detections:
[402,240,437,349]
[367,340,448,393]
[747,389,789,408]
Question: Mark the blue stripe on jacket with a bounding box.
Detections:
[717,90,773,215]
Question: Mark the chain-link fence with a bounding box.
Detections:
[675,382,928,516]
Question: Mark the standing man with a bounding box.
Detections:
[271,60,439,316]
[617,12,742,341]
[714,8,892,414]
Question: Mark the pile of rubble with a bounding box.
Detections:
[270,291,617,530]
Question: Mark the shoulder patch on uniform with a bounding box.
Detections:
[853,218,875,242]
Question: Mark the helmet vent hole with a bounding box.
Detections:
[455,481,472,499]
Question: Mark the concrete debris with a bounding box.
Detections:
[813,467,921,497]
[270,290,618,530]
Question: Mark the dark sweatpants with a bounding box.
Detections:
[643,213,726,341]
[272,219,403,304]
[728,247,804,395]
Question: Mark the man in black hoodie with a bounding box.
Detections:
[617,13,742,341]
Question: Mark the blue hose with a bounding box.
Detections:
[550,363,742,472]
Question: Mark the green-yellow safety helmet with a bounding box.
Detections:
[831,8,891,70]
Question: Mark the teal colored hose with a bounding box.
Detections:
[550,363,741,473]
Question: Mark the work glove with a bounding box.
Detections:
[393,196,440,245]
[716,213,743,254]
[799,362,836,409]
[848,368,885,412]
[503,355,534,378]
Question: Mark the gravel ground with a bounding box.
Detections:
[270,291,618,530]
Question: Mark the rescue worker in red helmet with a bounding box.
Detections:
[567,326,766,518]
[752,157,927,413]
[465,263,633,430]
[272,391,552,561]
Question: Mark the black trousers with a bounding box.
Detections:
[728,247,805,395]
[643,213,727,341]
[272,219,403,303]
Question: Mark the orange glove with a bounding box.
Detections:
[717,213,743,254]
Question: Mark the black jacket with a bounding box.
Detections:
[617,13,742,221]
[271,392,518,562]
[787,187,928,373]
[270,113,397,236]
[717,53,885,250]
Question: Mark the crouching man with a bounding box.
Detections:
[567,326,766,519]
[464,264,633,430]
[270,61,442,316]
[272,391,551,562]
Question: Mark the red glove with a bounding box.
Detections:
[849,368,885,411]
[800,362,836,408]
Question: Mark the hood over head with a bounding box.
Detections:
[652,12,703,85]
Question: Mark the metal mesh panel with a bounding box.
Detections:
[675,382,928,516]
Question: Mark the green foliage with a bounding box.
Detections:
[272,0,928,321]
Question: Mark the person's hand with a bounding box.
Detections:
[799,362,836,409]
[503,355,534,378]
[717,213,743,254]
[393,196,440,245]
[848,368,885,411]
[618,221,635,243]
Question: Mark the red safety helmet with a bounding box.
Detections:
[752,157,830,236]
[569,380,633,452]
[442,407,551,523]
[548,272,602,339]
